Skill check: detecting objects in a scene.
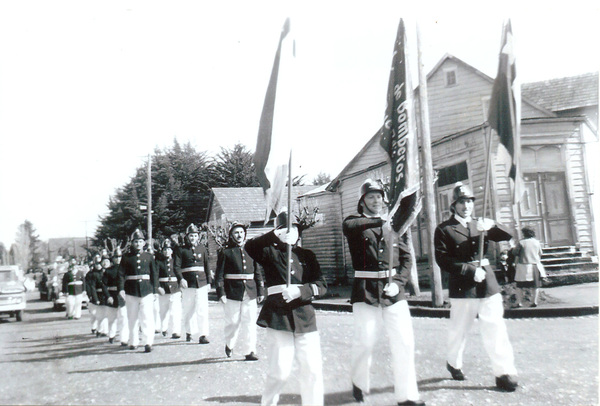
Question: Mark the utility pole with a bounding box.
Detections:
[147,154,153,251]
[417,23,444,307]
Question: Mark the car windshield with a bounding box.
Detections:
[0,271,18,282]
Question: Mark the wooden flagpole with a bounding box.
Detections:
[479,125,494,263]
[147,154,152,251]
[286,149,292,286]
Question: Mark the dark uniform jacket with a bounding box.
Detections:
[343,214,412,306]
[118,250,158,298]
[62,269,85,296]
[245,230,327,333]
[174,243,212,288]
[215,243,265,301]
[102,266,120,308]
[434,215,512,298]
[156,254,180,295]
[86,269,108,305]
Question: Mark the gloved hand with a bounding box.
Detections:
[219,296,227,304]
[119,290,126,300]
[383,283,399,297]
[107,297,114,305]
[257,295,265,304]
[476,218,495,231]
[282,285,301,303]
[180,279,188,289]
[275,226,299,245]
[157,287,165,296]
[474,267,486,282]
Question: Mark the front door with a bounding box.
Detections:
[520,172,573,246]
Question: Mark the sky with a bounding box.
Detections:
[0,0,598,248]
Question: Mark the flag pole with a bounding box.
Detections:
[286,149,292,286]
[479,125,494,263]
[147,154,152,252]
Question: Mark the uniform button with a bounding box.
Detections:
[137,260,141,263]
[379,249,384,253]
[243,266,247,270]
[291,270,295,275]
[472,241,476,245]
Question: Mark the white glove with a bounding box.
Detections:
[219,296,227,304]
[157,287,165,296]
[107,297,114,305]
[282,285,301,303]
[119,290,126,300]
[275,227,299,245]
[476,218,495,231]
[474,267,486,282]
[180,279,188,289]
[257,295,265,304]
[383,283,399,297]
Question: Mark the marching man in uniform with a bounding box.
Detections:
[434,183,518,391]
[245,211,327,406]
[175,223,212,344]
[118,229,158,353]
[111,245,129,346]
[61,261,86,320]
[156,238,182,339]
[343,179,424,406]
[215,222,265,361]
[86,253,105,335]
[102,250,121,344]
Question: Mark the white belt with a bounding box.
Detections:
[159,277,178,282]
[96,288,103,292]
[267,284,302,296]
[181,266,204,273]
[354,269,397,279]
[126,274,150,280]
[225,274,254,280]
[107,286,118,291]
[68,281,83,286]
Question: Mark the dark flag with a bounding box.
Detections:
[254,18,293,222]
[488,19,524,204]
[380,19,421,234]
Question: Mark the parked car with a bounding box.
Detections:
[0,266,26,322]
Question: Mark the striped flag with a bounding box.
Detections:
[380,19,421,234]
[488,19,524,205]
[254,18,295,222]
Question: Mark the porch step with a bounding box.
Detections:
[542,256,594,266]
[545,261,599,272]
[540,245,598,274]
[542,246,581,254]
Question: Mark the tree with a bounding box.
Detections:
[312,172,331,186]
[0,242,7,265]
[212,143,260,188]
[14,220,42,271]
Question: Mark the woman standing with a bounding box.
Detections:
[513,227,547,307]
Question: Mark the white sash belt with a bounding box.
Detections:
[267,284,302,296]
[159,277,178,282]
[107,286,118,291]
[225,274,254,280]
[68,281,83,286]
[126,274,150,280]
[181,266,204,273]
[354,269,397,279]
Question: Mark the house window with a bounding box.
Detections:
[436,161,470,221]
[444,68,457,87]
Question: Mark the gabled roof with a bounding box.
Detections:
[209,186,317,223]
[521,72,599,112]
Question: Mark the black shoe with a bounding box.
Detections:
[91,329,97,335]
[245,352,258,361]
[446,362,466,381]
[162,331,167,337]
[398,401,425,406]
[108,337,114,344]
[155,330,161,334]
[128,345,136,350]
[96,331,100,337]
[199,335,210,344]
[496,375,518,392]
[144,344,152,353]
[171,333,181,339]
[186,333,192,342]
[225,345,232,357]
[120,342,128,347]
[352,384,364,402]
[530,303,538,308]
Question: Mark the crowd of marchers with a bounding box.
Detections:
[55,178,550,406]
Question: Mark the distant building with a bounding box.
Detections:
[47,237,88,262]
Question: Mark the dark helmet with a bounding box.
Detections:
[186,223,200,235]
[161,238,173,251]
[357,178,385,214]
[228,222,247,236]
[451,183,475,206]
[274,210,299,230]
[131,228,145,241]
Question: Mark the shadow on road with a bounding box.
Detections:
[70,356,242,373]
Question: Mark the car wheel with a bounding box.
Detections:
[15,310,23,322]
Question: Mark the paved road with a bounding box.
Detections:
[0,292,597,405]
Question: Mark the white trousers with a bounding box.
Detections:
[448,293,518,377]
[262,329,323,406]
[154,294,161,331]
[222,297,257,355]
[182,285,209,337]
[88,303,99,331]
[104,306,118,339]
[158,291,182,335]
[118,305,129,344]
[97,306,109,335]
[351,301,420,403]
[126,294,155,347]
[65,294,83,319]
